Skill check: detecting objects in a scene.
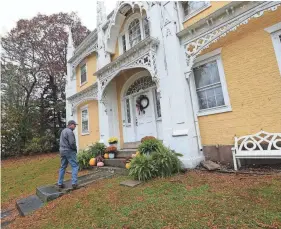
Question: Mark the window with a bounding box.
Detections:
[125,98,131,124]
[81,107,89,134]
[191,48,231,116]
[154,89,161,119]
[80,64,87,85]
[143,17,150,38]
[265,22,281,76]
[182,1,210,21]
[128,18,142,47]
[121,34,127,53]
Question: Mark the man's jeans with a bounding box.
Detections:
[58,151,79,185]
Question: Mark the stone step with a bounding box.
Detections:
[123,142,140,149]
[16,195,44,216]
[104,158,126,168]
[92,166,128,175]
[117,149,137,158]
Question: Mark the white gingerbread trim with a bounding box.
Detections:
[67,83,98,112]
[94,37,160,100]
[182,1,281,77]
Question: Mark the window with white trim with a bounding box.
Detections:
[118,14,150,54]
[128,18,142,47]
[154,88,162,119]
[265,22,281,76]
[181,1,210,21]
[81,107,89,134]
[80,64,87,85]
[191,48,231,116]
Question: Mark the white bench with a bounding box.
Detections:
[232,130,281,171]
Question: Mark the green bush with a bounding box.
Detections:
[129,154,157,181]
[77,149,92,170]
[152,147,183,177]
[129,141,184,181]
[88,142,106,157]
[138,138,162,155]
[23,136,52,155]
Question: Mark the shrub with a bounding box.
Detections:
[77,149,92,170]
[141,136,156,143]
[88,142,106,157]
[129,154,157,181]
[23,136,52,155]
[138,138,162,155]
[152,147,183,177]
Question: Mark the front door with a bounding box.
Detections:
[133,90,156,141]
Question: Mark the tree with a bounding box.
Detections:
[1,12,90,157]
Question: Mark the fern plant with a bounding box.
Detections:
[88,142,106,157]
[138,138,162,155]
[77,149,92,170]
[129,154,157,181]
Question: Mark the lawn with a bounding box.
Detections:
[2,155,281,229]
[1,153,88,209]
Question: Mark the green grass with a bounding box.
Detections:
[2,155,281,229]
[1,154,88,208]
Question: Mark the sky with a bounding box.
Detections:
[0,0,116,35]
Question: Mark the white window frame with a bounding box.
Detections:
[265,22,281,77]
[118,13,149,54]
[190,48,232,117]
[180,1,211,23]
[80,62,87,86]
[80,105,89,135]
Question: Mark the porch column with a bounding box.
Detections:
[72,107,79,150]
[147,2,204,168]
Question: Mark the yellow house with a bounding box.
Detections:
[66,1,281,167]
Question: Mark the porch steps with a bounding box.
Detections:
[123,141,140,149]
[117,149,137,158]
[104,158,126,168]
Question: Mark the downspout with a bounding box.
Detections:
[186,76,203,153]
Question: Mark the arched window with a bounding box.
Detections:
[128,19,142,47]
[125,76,156,96]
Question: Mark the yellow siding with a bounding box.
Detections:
[197,8,281,146]
[183,1,231,28]
[77,100,100,149]
[115,68,144,148]
[76,53,97,93]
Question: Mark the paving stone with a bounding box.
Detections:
[36,185,64,202]
[1,209,12,219]
[120,180,142,187]
[16,195,44,216]
[201,160,221,171]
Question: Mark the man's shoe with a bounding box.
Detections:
[58,184,65,189]
[72,184,78,189]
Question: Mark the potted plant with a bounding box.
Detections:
[108,137,118,147]
[96,155,105,167]
[105,146,117,159]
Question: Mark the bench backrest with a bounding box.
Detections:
[234,130,281,152]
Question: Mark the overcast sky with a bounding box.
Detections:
[0,0,116,35]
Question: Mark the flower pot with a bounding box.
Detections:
[109,153,115,159]
[109,143,117,148]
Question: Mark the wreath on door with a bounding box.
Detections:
[136,94,149,115]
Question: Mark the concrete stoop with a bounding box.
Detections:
[16,168,126,217]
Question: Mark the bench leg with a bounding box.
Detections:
[232,151,238,171]
[237,159,241,169]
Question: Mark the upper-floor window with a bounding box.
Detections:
[265,22,281,76]
[119,14,150,55]
[80,63,87,85]
[128,18,142,47]
[181,1,211,21]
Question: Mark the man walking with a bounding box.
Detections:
[57,120,79,189]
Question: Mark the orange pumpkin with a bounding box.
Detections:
[126,163,131,169]
[89,158,96,166]
[104,153,109,159]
